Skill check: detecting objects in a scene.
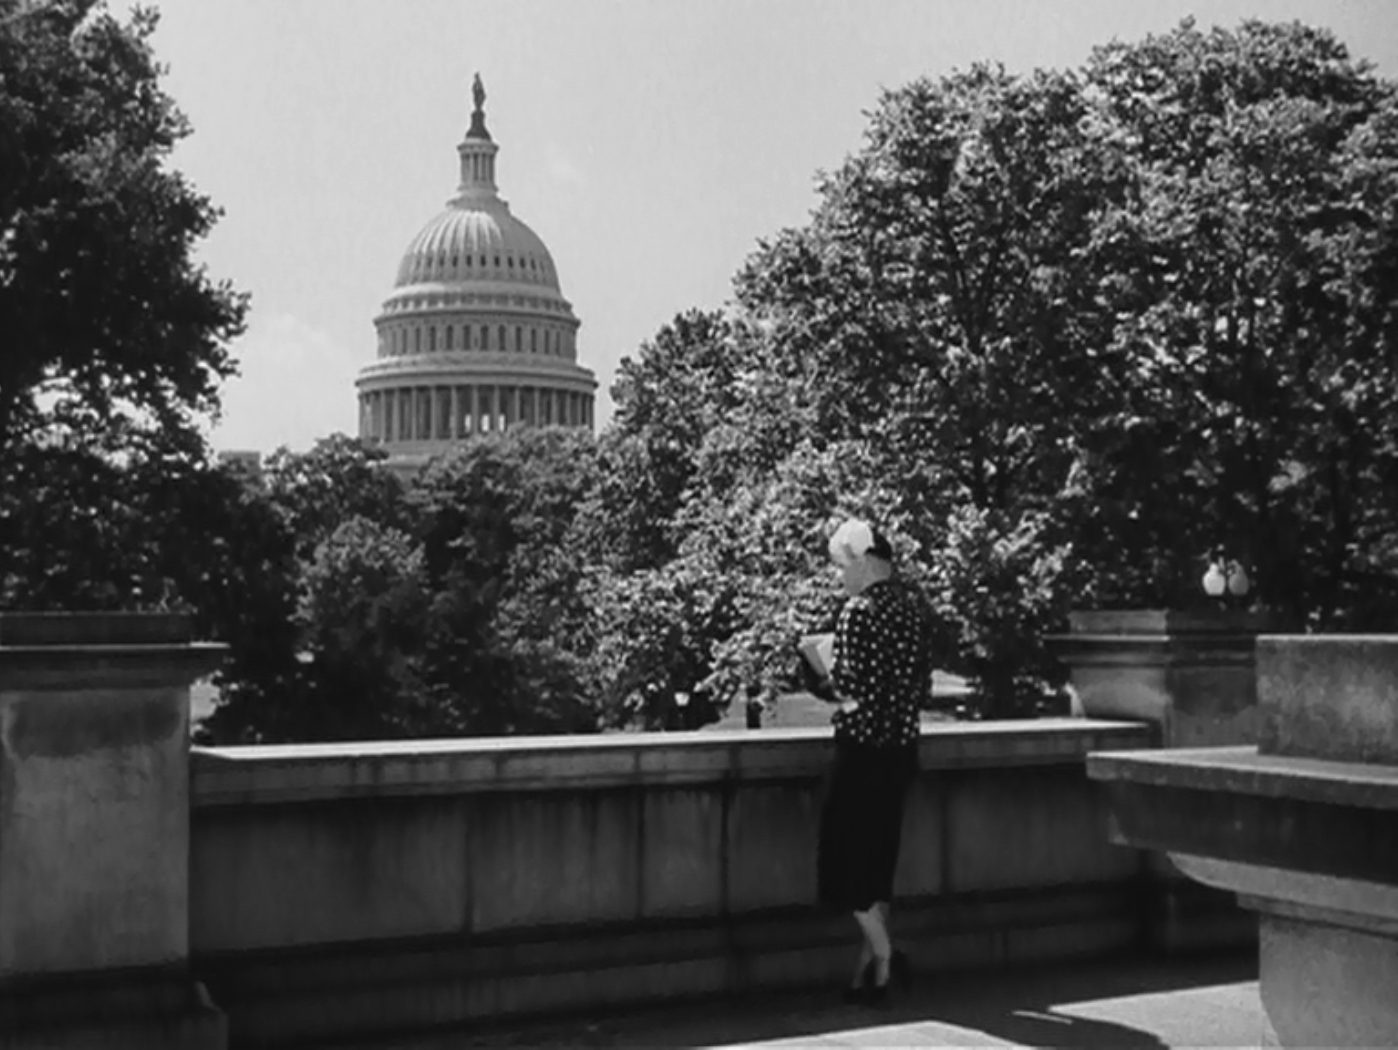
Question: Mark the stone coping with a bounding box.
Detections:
[192,719,1149,807]
[1088,746,1398,811]
[0,611,195,647]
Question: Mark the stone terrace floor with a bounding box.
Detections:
[371,951,1263,1049]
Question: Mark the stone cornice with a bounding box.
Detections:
[378,286,577,321]
[191,719,1149,807]
[355,360,597,390]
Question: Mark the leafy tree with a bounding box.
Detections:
[594,310,753,570]
[262,434,409,563]
[292,516,433,741]
[409,428,602,735]
[0,0,248,632]
[928,507,1078,718]
[1079,19,1398,622]
[0,0,245,454]
[735,64,1122,522]
[187,462,306,745]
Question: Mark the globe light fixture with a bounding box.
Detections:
[1226,562,1250,597]
[1203,561,1227,598]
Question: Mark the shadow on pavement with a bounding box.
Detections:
[424,950,1256,1050]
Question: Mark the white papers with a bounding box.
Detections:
[798,632,835,680]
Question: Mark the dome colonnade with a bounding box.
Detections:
[356,74,595,472]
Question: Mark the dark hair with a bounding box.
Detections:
[867,527,893,562]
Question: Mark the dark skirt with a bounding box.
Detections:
[817,738,918,912]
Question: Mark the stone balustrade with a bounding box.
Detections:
[189,721,1150,1047]
[0,611,1183,1050]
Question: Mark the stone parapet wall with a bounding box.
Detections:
[189,721,1152,1047]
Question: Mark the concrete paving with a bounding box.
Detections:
[389,951,1262,1049]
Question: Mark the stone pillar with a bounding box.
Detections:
[470,386,479,435]
[450,386,461,439]
[512,386,522,429]
[1052,608,1282,953]
[1091,636,1398,1047]
[426,386,437,441]
[1052,609,1281,748]
[0,613,228,1047]
[481,386,495,432]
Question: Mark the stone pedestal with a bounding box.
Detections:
[1090,635,1398,1046]
[0,613,227,1049]
[1052,609,1283,748]
[1051,609,1277,953]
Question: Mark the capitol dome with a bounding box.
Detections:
[356,75,596,473]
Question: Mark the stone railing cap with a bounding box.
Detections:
[0,612,196,647]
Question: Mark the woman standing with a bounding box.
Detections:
[816,518,930,1006]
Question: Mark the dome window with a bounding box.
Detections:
[481,325,489,350]
[494,255,501,267]
[414,328,421,353]
[498,324,507,352]
[429,327,437,352]
[530,328,537,353]
[507,257,514,268]
[445,326,453,350]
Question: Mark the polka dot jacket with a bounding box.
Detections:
[831,578,930,749]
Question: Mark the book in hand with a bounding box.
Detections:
[797,633,840,704]
[798,633,835,679]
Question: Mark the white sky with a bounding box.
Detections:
[138,0,1398,454]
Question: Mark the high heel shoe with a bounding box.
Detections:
[863,955,895,1008]
[890,949,912,991]
[841,960,875,1004]
[863,951,910,1008]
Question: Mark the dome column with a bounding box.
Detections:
[450,386,461,439]
[470,386,480,435]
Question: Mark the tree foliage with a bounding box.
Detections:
[0,0,246,454]
[15,15,1398,739]
[589,19,1398,717]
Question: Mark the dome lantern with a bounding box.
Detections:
[457,73,498,199]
